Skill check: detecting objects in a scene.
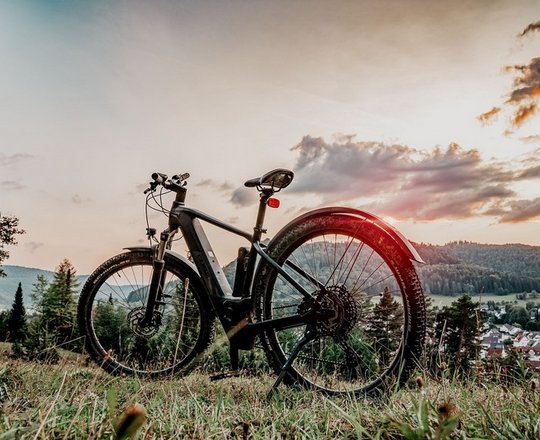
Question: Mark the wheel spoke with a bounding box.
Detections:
[81,252,211,377]
[262,217,423,396]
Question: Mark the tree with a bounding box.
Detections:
[421,295,441,374]
[0,311,9,341]
[92,300,130,354]
[40,259,79,344]
[435,294,484,375]
[366,286,404,366]
[31,274,49,314]
[6,282,26,342]
[0,214,24,277]
[507,306,529,327]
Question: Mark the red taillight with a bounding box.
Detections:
[267,198,280,208]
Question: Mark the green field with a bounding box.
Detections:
[1,343,540,439]
[428,293,540,308]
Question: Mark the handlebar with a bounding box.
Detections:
[144,172,190,194]
[151,172,168,183]
[171,172,190,182]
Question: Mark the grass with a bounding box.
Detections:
[1,344,540,439]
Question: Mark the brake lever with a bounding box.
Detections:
[143,181,159,194]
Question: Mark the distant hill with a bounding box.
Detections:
[414,242,540,295]
[223,241,540,297]
[0,266,87,311]
[1,241,540,308]
[414,242,540,278]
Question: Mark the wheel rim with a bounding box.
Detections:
[88,260,203,375]
[266,230,407,394]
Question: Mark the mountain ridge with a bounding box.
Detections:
[1,241,540,308]
[0,265,88,310]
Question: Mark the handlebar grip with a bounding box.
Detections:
[172,172,190,181]
[151,172,168,183]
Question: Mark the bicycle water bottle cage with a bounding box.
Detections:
[244,168,294,192]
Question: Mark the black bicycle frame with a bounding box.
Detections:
[145,192,325,351]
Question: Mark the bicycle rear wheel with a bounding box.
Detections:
[78,250,214,377]
[255,215,425,396]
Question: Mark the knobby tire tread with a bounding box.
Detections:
[77,250,215,378]
[254,215,426,397]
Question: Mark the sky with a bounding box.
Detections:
[1,0,539,274]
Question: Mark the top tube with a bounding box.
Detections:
[170,205,253,242]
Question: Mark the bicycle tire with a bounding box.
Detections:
[77,250,215,377]
[255,214,426,396]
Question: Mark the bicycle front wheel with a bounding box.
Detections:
[255,214,426,396]
[78,250,214,377]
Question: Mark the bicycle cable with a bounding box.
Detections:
[144,184,183,244]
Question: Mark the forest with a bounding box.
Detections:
[414,242,540,295]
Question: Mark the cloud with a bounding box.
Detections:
[230,187,257,207]
[518,165,540,179]
[482,58,540,130]
[134,182,150,193]
[197,179,234,191]
[220,182,234,191]
[520,21,540,37]
[478,107,501,124]
[496,198,540,223]
[480,24,540,131]
[1,180,25,191]
[511,102,538,127]
[72,194,90,204]
[197,179,214,187]
[290,135,416,199]
[25,242,44,253]
[0,153,33,167]
[520,135,540,144]
[288,135,540,223]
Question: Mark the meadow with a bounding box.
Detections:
[428,293,539,309]
[1,343,539,439]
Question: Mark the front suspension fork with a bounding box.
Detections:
[141,228,175,326]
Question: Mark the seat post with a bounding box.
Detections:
[252,189,272,242]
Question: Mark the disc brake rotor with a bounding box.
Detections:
[127,306,160,338]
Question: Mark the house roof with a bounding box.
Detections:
[486,347,503,358]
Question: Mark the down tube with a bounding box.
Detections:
[252,242,314,300]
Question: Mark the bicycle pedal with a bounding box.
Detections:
[209,370,241,381]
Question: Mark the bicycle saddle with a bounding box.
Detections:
[244,168,294,191]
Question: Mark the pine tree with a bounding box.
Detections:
[40,259,78,344]
[0,310,9,341]
[367,286,404,365]
[31,274,49,314]
[435,294,484,374]
[6,282,26,342]
[93,300,130,354]
[422,295,441,374]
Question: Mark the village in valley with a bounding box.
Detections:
[477,294,540,370]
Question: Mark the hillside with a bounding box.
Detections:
[414,242,540,295]
[1,241,539,309]
[224,241,540,296]
[414,241,540,278]
[0,266,87,311]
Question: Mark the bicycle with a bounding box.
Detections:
[77,169,426,397]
